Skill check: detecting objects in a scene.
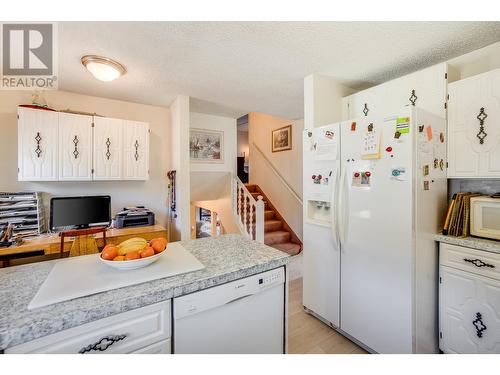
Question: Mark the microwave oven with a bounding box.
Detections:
[470,196,500,240]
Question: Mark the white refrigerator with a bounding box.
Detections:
[302,107,447,353]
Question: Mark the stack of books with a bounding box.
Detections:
[442,192,482,237]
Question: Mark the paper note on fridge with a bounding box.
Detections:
[396,117,410,134]
[361,128,382,160]
[315,129,338,160]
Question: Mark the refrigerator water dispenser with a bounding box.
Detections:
[306,200,331,225]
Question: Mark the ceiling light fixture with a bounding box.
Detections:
[81,55,126,82]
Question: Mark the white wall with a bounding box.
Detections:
[189,112,237,174]
[169,96,191,241]
[0,90,170,227]
[248,112,304,240]
[304,74,353,129]
[188,112,238,236]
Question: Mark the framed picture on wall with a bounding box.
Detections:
[189,128,224,163]
[272,125,292,152]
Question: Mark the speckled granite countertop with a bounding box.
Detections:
[434,234,500,255]
[0,234,290,350]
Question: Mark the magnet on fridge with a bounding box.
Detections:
[419,125,424,133]
[433,158,439,169]
[308,132,312,138]
[440,132,445,143]
[426,126,433,141]
[394,131,401,139]
[391,167,406,181]
[423,165,429,176]
[423,180,430,191]
[439,159,444,171]
[351,122,357,131]
[368,123,374,132]
[386,146,393,153]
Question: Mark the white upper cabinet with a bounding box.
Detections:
[343,63,448,119]
[448,68,500,178]
[123,120,150,180]
[93,117,123,180]
[18,110,150,181]
[58,112,93,181]
[18,107,59,181]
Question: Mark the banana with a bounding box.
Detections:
[117,237,147,249]
[117,237,148,256]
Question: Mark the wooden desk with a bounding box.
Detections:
[0,225,168,258]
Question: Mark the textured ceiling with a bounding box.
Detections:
[58,22,500,119]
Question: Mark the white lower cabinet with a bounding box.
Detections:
[5,301,171,354]
[439,243,500,353]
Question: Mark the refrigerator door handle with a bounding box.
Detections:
[330,168,340,249]
[338,166,349,247]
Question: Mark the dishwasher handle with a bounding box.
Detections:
[225,294,254,305]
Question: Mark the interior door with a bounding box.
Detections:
[339,110,414,353]
[123,120,149,180]
[302,123,341,327]
[17,107,58,181]
[58,112,93,181]
[448,68,500,178]
[93,117,123,180]
[440,266,500,354]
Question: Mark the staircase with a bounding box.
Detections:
[245,184,302,256]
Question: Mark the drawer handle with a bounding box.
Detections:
[472,313,487,338]
[78,334,126,353]
[463,258,495,269]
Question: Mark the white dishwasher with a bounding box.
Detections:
[173,267,285,354]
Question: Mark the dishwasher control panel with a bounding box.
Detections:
[258,268,284,288]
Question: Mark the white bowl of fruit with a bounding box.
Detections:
[99,237,168,270]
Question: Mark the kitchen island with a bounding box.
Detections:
[0,234,291,352]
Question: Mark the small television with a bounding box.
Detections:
[50,195,111,231]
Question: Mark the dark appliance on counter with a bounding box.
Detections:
[114,206,155,228]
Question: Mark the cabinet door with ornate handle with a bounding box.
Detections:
[123,120,150,180]
[448,67,500,178]
[439,266,500,353]
[58,112,93,181]
[93,117,123,180]
[17,107,59,181]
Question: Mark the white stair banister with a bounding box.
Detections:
[231,175,264,243]
[254,195,265,243]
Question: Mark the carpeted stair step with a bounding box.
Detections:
[270,242,302,256]
[264,219,283,232]
[264,230,291,245]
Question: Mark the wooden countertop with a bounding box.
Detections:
[0,225,167,257]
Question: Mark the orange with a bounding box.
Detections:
[125,251,140,261]
[140,246,155,258]
[101,246,119,260]
[151,241,166,254]
[113,255,126,261]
